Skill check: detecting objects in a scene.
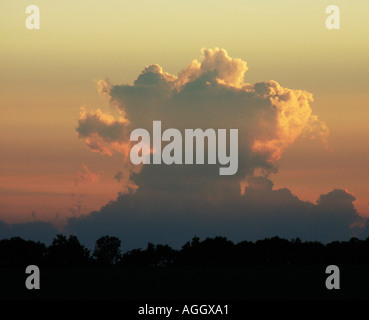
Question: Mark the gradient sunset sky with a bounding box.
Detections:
[1,0,369,247]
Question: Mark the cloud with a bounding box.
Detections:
[114,171,123,182]
[176,48,248,88]
[250,80,326,164]
[65,48,350,249]
[77,48,328,197]
[74,165,100,186]
[76,107,131,157]
[76,107,140,193]
[63,177,367,249]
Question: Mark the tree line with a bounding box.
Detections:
[1,234,369,267]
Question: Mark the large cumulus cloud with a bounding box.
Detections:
[76,48,329,193]
[66,48,367,249]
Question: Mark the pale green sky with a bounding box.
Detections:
[2,0,369,88]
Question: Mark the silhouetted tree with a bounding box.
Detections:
[2,233,369,268]
[154,244,177,266]
[120,243,177,266]
[120,248,145,266]
[0,237,46,266]
[176,236,235,266]
[47,234,90,266]
[93,236,121,265]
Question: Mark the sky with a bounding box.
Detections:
[1,0,369,249]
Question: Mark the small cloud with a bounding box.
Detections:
[74,165,100,186]
[114,171,123,182]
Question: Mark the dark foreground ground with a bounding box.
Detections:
[1,264,368,300]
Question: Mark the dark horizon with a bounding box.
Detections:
[2,233,369,266]
[2,233,369,300]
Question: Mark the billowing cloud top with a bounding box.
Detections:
[77,48,328,193]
